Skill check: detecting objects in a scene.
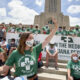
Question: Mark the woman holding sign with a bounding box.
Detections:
[0,17,58,80]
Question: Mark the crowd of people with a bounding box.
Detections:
[0,22,80,38]
[56,26,80,37]
[0,19,80,80]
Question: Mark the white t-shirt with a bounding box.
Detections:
[2,28,6,32]
[46,46,57,54]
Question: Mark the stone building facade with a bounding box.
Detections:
[34,0,70,29]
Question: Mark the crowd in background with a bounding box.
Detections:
[0,23,80,39]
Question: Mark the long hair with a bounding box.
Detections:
[18,32,32,55]
[0,52,7,62]
[3,52,7,61]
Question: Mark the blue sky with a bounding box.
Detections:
[0,0,80,26]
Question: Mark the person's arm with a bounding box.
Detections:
[0,50,15,75]
[0,65,10,75]
[42,17,58,49]
[53,47,58,56]
[53,50,58,56]
[68,69,73,80]
[46,49,52,56]
[67,61,73,80]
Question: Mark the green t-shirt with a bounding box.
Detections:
[77,33,80,37]
[68,30,76,36]
[16,27,22,32]
[56,31,62,35]
[33,29,41,34]
[67,60,80,79]
[62,30,68,36]
[77,29,80,37]
[27,28,35,33]
[5,43,43,77]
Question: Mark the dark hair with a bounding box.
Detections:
[18,32,32,55]
[3,52,7,61]
[35,26,38,28]
[3,38,6,41]
[11,38,15,42]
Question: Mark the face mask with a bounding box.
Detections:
[73,57,78,61]
[26,39,34,47]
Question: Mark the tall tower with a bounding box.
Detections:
[34,0,70,30]
[45,0,61,14]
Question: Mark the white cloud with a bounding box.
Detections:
[0,8,6,17]
[69,16,80,26]
[0,0,38,24]
[67,5,80,14]
[68,0,73,2]
[0,17,20,24]
[36,0,43,6]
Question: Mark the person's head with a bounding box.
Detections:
[30,25,33,29]
[22,27,25,30]
[45,25,49,29]
[49,42,55,48]
[11,38,15,44]
[71,53,78,63]
[58,27,62,31]
[35,26,38,29]
[18,23,22,28]
[63,26,66,30]
[76,27,79,31]
[18,32,34,55]
[2,38,6,41]
[9,23,13,27]
[79,56,80,60]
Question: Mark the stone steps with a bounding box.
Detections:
[38,58,68,80]
[43,61,67,68]
[38,66,67,75]
[42,58,68,63]
[38,73,66,80]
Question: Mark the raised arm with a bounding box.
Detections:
[42,17,58,49]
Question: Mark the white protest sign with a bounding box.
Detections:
[6,33,80,60]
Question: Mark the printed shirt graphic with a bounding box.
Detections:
[46,46,57,54]
[5,43,42,77]
[67,60,80,79]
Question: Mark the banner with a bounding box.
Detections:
[6,33,80,60]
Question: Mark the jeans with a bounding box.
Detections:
[34,77,38,80]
